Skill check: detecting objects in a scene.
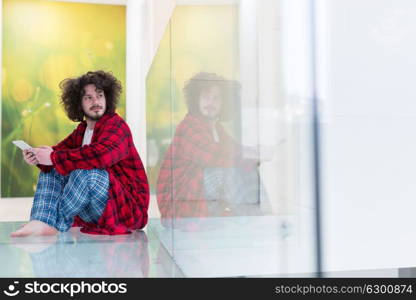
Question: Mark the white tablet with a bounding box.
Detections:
[12,140,33,151]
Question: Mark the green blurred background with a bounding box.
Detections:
[2,0,126,197]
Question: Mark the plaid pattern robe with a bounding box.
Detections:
[156,113,256,220]
[38,113,149,235]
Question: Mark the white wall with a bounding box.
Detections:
[319,0,416,272]
[126,0,148,166]
[0,0,2,201]
[126,0,175,169]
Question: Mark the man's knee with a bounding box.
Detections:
[68,169,89,180]
[38,169,65,184]
[68,169,108,189]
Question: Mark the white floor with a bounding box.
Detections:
[1,199,413,278]
[0,221,183,278]
[149,215,316,277]
[0,219,413,278]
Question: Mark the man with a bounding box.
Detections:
[156,72,266,228]
[11,70,149,237]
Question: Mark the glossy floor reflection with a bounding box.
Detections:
[0,221,184,278]
[2,220,414,278]
[148,214,316,277]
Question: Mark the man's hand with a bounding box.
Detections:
[33,146,53,165]
[23,149,39,165]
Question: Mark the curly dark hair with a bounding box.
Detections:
[183,72,240,121]
[59,70,122,122]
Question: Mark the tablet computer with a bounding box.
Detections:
[12,140,33,151]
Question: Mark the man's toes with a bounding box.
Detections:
[10,228,29,237]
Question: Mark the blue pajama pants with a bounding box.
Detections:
[203,167,266,204]
[30,169,110,232]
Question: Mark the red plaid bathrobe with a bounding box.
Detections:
[38,113,149,235]
[156,113,255,220]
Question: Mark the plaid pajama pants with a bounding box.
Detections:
[202,167,269,216]
[30,168,110,232]
[203,167,265,204]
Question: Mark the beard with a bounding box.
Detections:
[85,114,102,121]
[84,106,105,121]
[201,107,220,120]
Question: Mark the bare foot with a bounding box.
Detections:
[10,220,58,237]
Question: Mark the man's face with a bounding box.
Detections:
[199,85,222,119]
[81,84,106,121]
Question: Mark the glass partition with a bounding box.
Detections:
[146,0,319,277]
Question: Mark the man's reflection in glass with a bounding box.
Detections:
[157,72,268,230]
